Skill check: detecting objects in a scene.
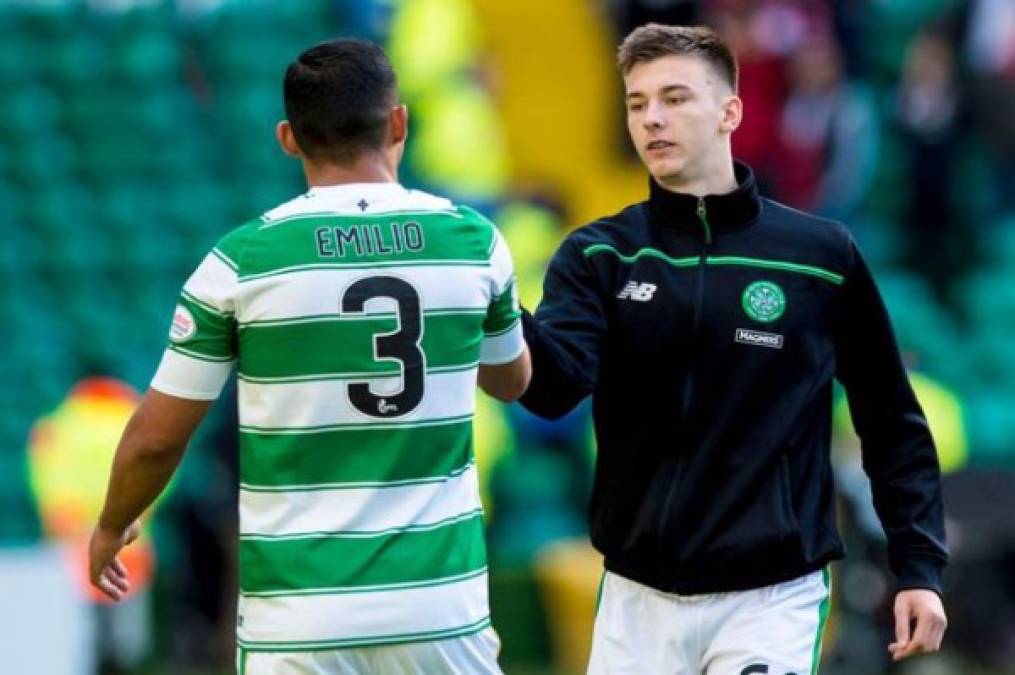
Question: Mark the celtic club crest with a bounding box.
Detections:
[742,281,786,323]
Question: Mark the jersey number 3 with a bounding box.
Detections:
[341,276,425,418]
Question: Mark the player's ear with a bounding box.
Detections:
[276,120,303,158]
[718,95,742,135]
[389,104,408,147]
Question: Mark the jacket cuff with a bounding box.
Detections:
[893,553,947,596]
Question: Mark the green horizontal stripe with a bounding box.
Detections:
[238,616,491,652]
[167,343,235,363]
[236,212,495,277]
[172,294,237,359]
[239,307,486,328]
[237,361,478,384]
[239,511,486,593]
[484,315,521,338]
[240,566,488,599]
[583,244,844,284]
[240,458,474,493]
[584,243,698,267]
[239,417,472,487]
[239,413,473,435]
[706,256,844,284]
[238,311,484,379]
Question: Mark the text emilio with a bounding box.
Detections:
[315,221,425,258]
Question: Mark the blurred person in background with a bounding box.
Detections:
[772,32,879,222]
[519,23,947,674]
[894,25,974,300]
[704,0,829,195]
[87,37,530,674]
[965,0,1015,211]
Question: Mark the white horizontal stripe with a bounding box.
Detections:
[239,463,482,538]
[480,321,525,365]
[488,230,515,296]
[238,368,477,430]
[239,265,496,323]
[183,251,237,314]
[262,184,454,222]
[150,349,233,401]
[237,570,489,645]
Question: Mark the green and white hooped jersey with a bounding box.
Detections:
[151,182,522,651]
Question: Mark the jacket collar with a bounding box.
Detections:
[647,160,762,238]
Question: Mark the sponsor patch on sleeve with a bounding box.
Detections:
[169,305,197,343]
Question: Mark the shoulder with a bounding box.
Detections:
[757,198,854,267]
[562,203,648,255]
[210,217,263,272]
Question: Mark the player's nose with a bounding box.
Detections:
[642,102,665,129]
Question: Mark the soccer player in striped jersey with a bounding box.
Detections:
[88,38,529,674]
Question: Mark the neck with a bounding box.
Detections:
[655,150,737,197]
[302,153,398,188]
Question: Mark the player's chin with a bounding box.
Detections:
[646,157,686,184]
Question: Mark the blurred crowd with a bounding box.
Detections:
[1,1,1014,674]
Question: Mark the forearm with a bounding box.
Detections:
[97,417,185,532]
[517,311,593,418]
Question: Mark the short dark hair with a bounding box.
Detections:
[283,38,398,164]
[617,24,738,92]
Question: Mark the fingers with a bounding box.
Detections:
[889,601,947,661]
[88,525,138,602]
[110,556,128,579]
[94,559,131,602]
[889,595,912,656]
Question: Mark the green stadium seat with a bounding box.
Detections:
[45,32,107,86]
[964,389,1015,466]
[0,87,61,139]
[849,217,903,269]
[959,271,1015,332]
[981,218,1015,271]
[109,30,181,83]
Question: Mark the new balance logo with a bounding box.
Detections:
[617,281,657,301]
[735,328,784,349]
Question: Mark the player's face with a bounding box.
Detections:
[624,55,738,185]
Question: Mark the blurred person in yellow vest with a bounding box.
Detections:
[834,370,968,478]
[497,198,567,311]
[830,366,965,577]
[387,0,510,203]
[387,0,480,100]
[28,376,162,669]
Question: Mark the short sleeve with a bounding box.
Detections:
[150,247,238,400]
[480,228,524,365]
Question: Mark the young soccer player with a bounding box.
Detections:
[520,24,947,673]
[89,38,528,674]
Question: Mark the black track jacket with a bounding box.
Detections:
[520,162,948,595]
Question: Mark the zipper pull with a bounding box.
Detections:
[696,197,712,244]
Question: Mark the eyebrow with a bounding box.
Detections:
[625,84,693,100]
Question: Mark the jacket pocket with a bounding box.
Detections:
[778,454,801,531]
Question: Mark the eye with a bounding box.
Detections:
[628,102,645,112]
[666,96,688,106]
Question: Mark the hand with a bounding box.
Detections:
[888,589,947,661]
[88,520,141,602]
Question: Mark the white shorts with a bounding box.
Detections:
[588,569,831,675]
[238,627,502,675]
